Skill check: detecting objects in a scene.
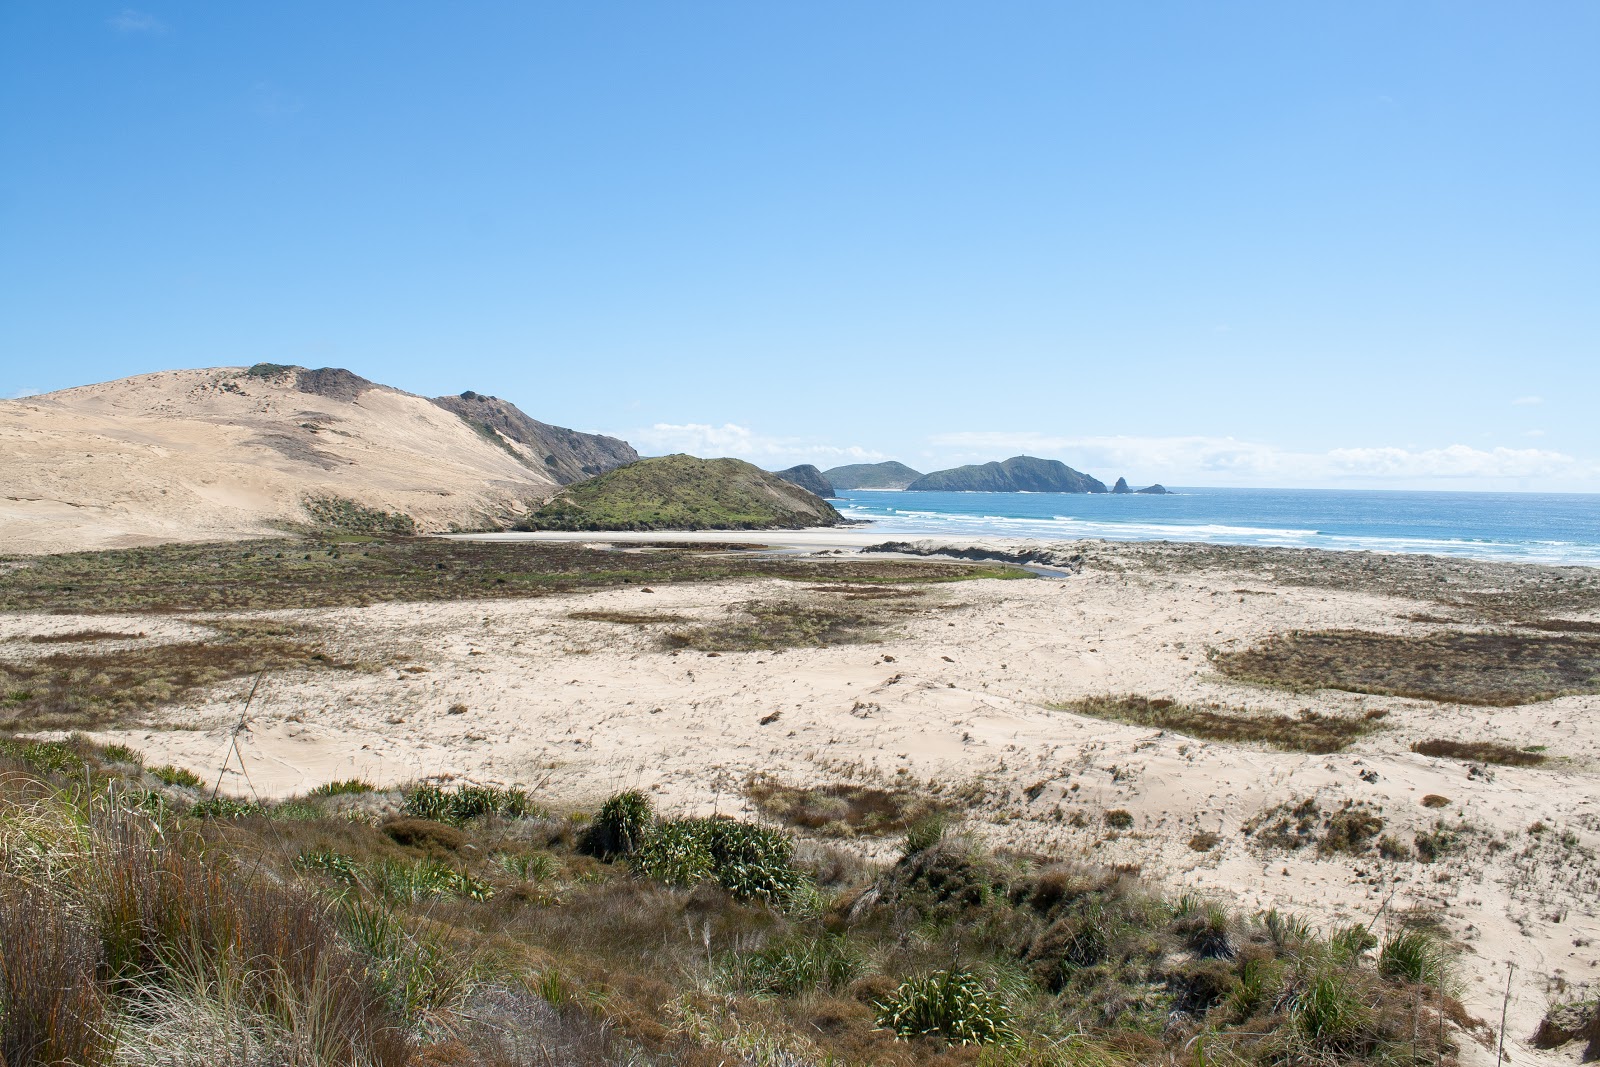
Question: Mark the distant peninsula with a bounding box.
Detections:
[824,461,923,491]
[905,455,1108,494]
[519,454,842,531]
[771,464,836,498]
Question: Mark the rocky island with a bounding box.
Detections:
[905,455,1109,493]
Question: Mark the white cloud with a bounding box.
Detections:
[109,9,165,33]
[924,431,1592,489]
[1512,396,1544,406]
[628,422,886,467]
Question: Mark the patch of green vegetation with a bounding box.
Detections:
[1213,628,1600,705]
[1410,738,1547,767]
[309,778,378,797]
[302,495,417,537]
[399,782,541,825]
[519,454,843,531]
[663,597,887,651]
[0,620,350,732]
[0,538,1026,615]
[1056,694,1383,754]
[0,740,1471,1067]
[745,776,952,838]
[150,764,203,789]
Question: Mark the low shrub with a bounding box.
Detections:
[1377,930,1448,985]
[310,778,377,797]
[633,818,804,906]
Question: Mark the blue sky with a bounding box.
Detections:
[2,3,1596,490]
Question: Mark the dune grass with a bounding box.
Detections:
[1212,628,1600,705]
[0,737,1475,1067]
[1054,694,1384,753]
[1410,738,1547,767]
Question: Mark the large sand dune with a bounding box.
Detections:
[0,365,633,554]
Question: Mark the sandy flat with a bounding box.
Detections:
[4,536,1593,1061]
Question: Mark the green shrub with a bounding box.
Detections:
[876,969,1016,1046]
[310,778,377,797]
[100,743,143,765]
[0,738,85,775]
[188,796,266,819]
[492,850,558,882]
[151,764,204,789]
[632,818,804,906]
[583,789,653,859]
[400,782,540,825]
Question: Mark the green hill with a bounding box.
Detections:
[519,455,844,531]
[906,455,1108,493]
[824,460,923,490]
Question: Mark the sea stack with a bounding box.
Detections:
[1112,477,1133,494]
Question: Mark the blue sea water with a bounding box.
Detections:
[832,488,1600,567]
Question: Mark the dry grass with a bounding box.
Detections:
[1410,738,1547,767]
[0,740,1477,1067]
[0,620,350,731]
[1054,694,1383,753]
[663,598,887,652]
[568,610,689,625]
[745,776,949,837]
[1213,628,1600,705]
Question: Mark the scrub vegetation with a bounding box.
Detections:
[1211,628,1600,705]
[1055,694,1385,754]
[0,738,1482,1067]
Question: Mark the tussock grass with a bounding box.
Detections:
[1055,694,1382,754]
[0,740,1476,1067]
[1213,628,1600,705]
[1410,738,1546,767]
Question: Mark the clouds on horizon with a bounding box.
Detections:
[928,431,1591,488]
[625,421,1593,490]
[628,422,887,465]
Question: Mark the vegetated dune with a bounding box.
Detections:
[0,365,636,554]
[520,454,844,530]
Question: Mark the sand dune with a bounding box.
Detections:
[0,365,631,554]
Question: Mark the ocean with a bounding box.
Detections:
[831,487,1600,567]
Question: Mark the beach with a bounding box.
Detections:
[7,531,1590,1056]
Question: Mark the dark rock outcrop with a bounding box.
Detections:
[905,456,1108,494]
[772,464,836,498]
[431,392,638,485]
[1136,484,1170,495]
[824,461,924,491]
[1112,477,1132,494]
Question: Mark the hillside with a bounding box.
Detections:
[770,463,836,497]
[905,455,1108,493]
[824,460,923,490]
[0,365,635,554]
[431,391,636,483]
[520,454,844,530]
